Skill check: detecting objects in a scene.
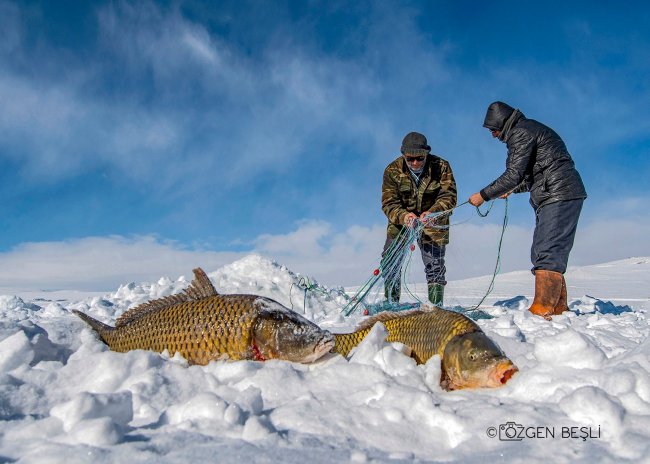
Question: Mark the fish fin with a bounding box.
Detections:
[179,267,218,299]
[72,309,114,339]
[115,267,219,327]
[356,309,427,331]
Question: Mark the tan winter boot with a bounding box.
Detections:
[553,276,569,315]
[528,270,563,321]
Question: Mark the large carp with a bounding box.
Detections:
[333,307,517,390]
[73,268,335,364]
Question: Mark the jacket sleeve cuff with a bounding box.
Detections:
[479,189,490,202]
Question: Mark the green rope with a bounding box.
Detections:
[474,201,494,217]
[468,198,509,310]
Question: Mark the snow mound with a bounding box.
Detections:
[534,329,607,369]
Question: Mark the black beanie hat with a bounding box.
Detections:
[401,132,431,155]
[483,101,515,131]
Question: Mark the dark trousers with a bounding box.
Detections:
[383,237,447,299]
[531,198,584,274]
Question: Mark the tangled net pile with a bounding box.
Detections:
[341,200,508,321]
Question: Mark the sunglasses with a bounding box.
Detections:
[403,155,426,163]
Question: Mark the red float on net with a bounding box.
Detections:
[410,244,416,251]
[363,309,369,315]
[373,269,380,276]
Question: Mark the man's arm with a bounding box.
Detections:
[381,168,409,225]
[498,181,529,200]
[480,129,535,201]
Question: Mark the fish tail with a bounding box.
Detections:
[72,309,115,341]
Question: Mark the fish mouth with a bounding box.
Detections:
[317,333,336,353]
[302,333,335,363]
[447,360,518,390]
[500,366,518,384]
[490,361,518,386]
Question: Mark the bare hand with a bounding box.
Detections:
[403,212,418,227]
[469,192,484,207]
[500,191,512,199]
[420,212,438,227]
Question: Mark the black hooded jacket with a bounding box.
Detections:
[480,102,587,209]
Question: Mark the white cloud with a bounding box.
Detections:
[571,217,650,267]
[446,222,532,279]
[0,71,189,183]
[182,29,219,65]
[254,221,387,285]
[255,221,332,256]
[5,211,647,294]
[0,236,241,291]
[0,201,648,295]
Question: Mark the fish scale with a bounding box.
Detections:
[109,296,256,363]
[333,307,480,363]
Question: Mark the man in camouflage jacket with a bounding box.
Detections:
[382,131,457,305]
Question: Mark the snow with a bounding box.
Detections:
[1,254,649,462]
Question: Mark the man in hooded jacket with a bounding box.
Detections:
[382,132,457,305]
[469,102,587,320]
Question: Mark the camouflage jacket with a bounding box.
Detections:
[382,155,457,245]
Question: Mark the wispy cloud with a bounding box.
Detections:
[0,0,454,193]
[2,0,646,197]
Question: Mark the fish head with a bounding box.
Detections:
[253,307,335,363]
[441,331,518,390]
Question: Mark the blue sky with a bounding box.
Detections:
[1,0,649,290]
